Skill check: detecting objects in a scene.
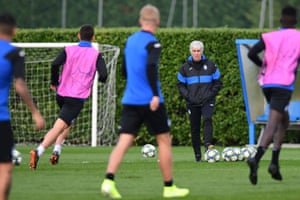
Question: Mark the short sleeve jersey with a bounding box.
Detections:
[0,40,25,121]
[122,30,164,105]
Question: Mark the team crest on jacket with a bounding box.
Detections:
[203,65,207,70]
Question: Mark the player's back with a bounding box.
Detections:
[262,29,300,86]
[122,30,160,105]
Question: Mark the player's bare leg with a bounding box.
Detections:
[101,133,134,198]
[106,133,134,173]
[0,163,13,200]
[156,132,189,198]
[156,132,173,181]
[50,127,70,165]
[267,110,288,181]
[30,118,68,169]
[248,109,283,184]
[41,118,68,148]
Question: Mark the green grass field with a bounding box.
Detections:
[10,146,300,200]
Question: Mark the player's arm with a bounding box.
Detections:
[146,41,161,96]
[7,48,45,131]
[248,39,265,67]
[51,49,66,90]
[146,41,162,111]
[122,56,127,79]
[122,42,128,79]
[96,53,108,83]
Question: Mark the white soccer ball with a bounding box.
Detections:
[204,149,220,163]
[141,144,156,158]
[247,146,257,158]
[12,149,22,165]
[233,147,244,161]
[222,147,238,162]
[241,147,251,160]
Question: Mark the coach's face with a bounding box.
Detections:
[191,48,202,62]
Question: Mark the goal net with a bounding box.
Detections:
[10,43,120,146]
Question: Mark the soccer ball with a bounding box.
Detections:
[240,147,251,160]
[222,147,238,162]
[246,146,257,158]
[141,144,156,158]
[204,149,220,163]
[12,149,22,165]
[233,147,244,161]
[240,146,257,160]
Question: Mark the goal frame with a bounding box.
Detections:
[12,42,119,147]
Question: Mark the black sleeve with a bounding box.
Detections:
[122,55,127,79]
[51,49,66,86]
[5,48,26,79]
[122,42,127,79]
[96,53,108,83]
[248,39,265,67]
[146,41,162,96]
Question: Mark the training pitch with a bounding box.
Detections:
[11,146,300,200]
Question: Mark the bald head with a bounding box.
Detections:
[139,4,160,27]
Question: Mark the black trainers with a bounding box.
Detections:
[247,157,258,185]
[195,154,202,162]
[50,151,60,165]
[268,164,282,181]
[29,150,39,170]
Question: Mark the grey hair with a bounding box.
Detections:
[189,40,204,52]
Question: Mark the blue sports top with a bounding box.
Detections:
[122,30,164,105]
[0,40,25,121]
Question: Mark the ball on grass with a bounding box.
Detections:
[141,144,156,158]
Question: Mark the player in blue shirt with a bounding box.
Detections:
[0,13,45,200]
[101,4,189,199]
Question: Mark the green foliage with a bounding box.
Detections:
[2,0,300,28]
[14,28,268,146]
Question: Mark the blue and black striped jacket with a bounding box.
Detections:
[177,55,222,106]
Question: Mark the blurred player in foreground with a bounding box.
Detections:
[0,12,45,200]
[101,4,189,199]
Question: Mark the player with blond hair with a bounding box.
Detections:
[101,4,189,199]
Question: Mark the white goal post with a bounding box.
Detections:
[11,42,120,147]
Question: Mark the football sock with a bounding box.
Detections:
[106,173,115,181]
[54,144,62,154]
[271,148,280,166]
[254,146,266,163]
[164,180,173,187]
[37,145,45,157]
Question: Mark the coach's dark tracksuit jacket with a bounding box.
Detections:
[177,55,222,106]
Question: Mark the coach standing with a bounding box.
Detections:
[177,40,222,162]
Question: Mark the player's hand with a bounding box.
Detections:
[50,85,57,92]
[32,111,45,131]
[150,96,160,111]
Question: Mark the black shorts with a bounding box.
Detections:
[263,88,292,113]
[118,104,170,136]
[0,121,14,163]
[56,95,85,126]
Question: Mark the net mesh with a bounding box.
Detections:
[10,43,119,146]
